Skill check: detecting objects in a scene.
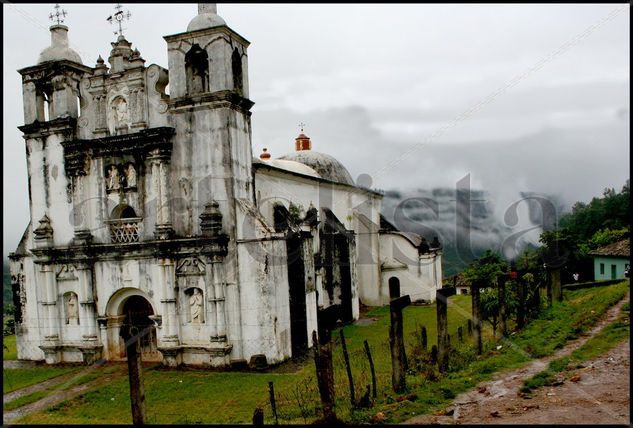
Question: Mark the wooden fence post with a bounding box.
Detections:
[123,328,147,426]
[268,381,278,426]
[389,295,411,393]
[363,340,377,399]
[471,279,483,355]
[517,276,525,329]
[253,407,264,426]
[436,288,455,373]
[430,345,438,365]
[498,275,508,336]
[421,326,427,351]
[467,319,472,336]
[313,305,339,423]
[457,326,463,342]
[551,268,562,303]
[339,329,356,406]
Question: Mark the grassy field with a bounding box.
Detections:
[3,335,17,360]
[3,367,81,394]
[3,364,122,412]
[11,280,629,424]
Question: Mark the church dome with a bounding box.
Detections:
[279,151,354,186]
[187,4,226,32]
[38,25,83,64]
[264,159,321,179]
[278,130,355,185]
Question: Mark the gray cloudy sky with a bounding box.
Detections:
[3,3,630,257]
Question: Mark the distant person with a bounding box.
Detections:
[572,272,579,283]
[625,265,630,278]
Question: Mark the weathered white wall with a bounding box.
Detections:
[254,168,383,313]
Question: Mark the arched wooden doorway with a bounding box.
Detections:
[120,295,158,359]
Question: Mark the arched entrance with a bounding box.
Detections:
[120,295,158,358]
[105,288,161,362]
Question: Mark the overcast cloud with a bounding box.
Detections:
[3,3,630,257]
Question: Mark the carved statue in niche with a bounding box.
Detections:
[66,292,79,325]
[189,288,203,324]
[113,97,128,123]
[106,165,121,191]
[125,163,137,188]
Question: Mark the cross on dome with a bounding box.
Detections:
[107,3,132,38]
[49,4,67,25]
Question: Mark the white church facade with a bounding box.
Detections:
[9,4,442,367]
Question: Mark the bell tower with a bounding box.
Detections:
[164,3,255,237]
[16,8,94,364]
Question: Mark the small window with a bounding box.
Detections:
[388,277,400,299]
[231,48,243,96]
[185,44,209,95]
[600,263,605,275]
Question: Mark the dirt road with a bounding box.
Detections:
[406,293,630,425]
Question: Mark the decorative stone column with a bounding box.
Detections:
[33,215,61,364]
[199,200,232,365]
[71,176,93,245]
[205,263,218,340]
[149,148,173,240]
[211,261,226,341]
[158,258,180,367]
[77,263,102,364]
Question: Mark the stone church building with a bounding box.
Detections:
[9,4,442,367]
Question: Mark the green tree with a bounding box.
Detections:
[588,227,630,249]
[462,250,508,287]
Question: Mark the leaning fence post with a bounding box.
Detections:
[268,381,278,426]
[363,340,377,399]
[339,329,356,407]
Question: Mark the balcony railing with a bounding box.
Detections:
[106,217,142,243]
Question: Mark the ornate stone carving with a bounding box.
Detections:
[33,215,54,241]
[124,162,137,188]
[112,96,129,131]
[56,264,78,281]
[176,257,206,276]
[106,164,121,191]
[65,292,79,325]
[199,200,223,237]
[189,288,203,324]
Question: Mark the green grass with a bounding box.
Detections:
[3,367,81,394]
[3,390,49,411]
[3,335,17,360]
[3,364,124,413]
[14,280,629,425]
[521,296,630,395]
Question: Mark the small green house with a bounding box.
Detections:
[588,239,630,281]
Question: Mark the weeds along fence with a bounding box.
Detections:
[255,322,479,424]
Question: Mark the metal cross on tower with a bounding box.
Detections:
[298,122,306,132]
[107,3,131,37]
[49,4,67,25]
